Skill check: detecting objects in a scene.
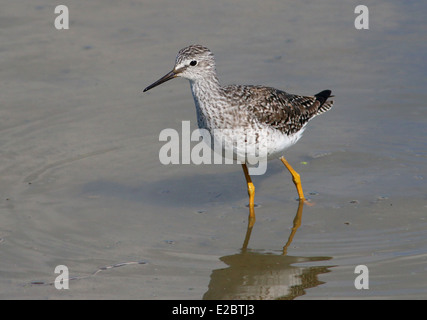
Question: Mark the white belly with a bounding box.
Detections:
[209,126,305,163]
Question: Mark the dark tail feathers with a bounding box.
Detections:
[314,90,333,105]
[314,90,334,115]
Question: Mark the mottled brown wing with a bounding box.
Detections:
[242,86,333,135]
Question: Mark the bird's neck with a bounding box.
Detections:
[190,75,222,112]
[189,76,224,126]
[189,75,221,101]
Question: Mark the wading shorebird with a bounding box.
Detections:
[143,45,333,223]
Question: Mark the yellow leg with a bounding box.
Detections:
[280,156,305,201]
[242,164,256,225]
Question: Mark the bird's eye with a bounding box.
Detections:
[190,60,197,66]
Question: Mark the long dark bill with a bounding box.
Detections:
[143,70,177,92]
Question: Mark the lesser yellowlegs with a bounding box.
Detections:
[143,45,333,222]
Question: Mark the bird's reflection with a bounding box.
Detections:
[203,200,332,300]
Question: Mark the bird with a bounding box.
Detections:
[143,44,333,223]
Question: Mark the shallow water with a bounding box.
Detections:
[1,1,426,299]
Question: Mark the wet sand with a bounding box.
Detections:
[1,1,426,299]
